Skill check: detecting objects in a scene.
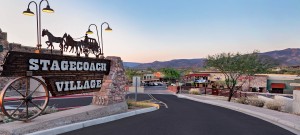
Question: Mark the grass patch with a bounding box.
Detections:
[127,99,158,109]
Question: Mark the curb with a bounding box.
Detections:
[26,107,158,135]
[177,94,300,134]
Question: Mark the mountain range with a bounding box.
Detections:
[123,48,300,69]
[259,48,300,66]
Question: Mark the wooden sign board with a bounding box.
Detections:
[1,51,111,96]
[1,51,110,76]
[44,76,104,96]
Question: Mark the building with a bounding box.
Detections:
[143,73,155,80]
[141,72,166,85]
[190,71,300,94]
[262,74,300,94]
[184,73,210,87]
[237,75,268,92]
[184,72,267,92]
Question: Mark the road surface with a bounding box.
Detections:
[62,94,294,135]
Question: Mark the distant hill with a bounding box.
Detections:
[260,48,300,66]
[123,62,141,68]
[130,59,205,69]
[123,48,300,69]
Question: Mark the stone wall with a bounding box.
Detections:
[0,28,7,41]
[0,29,12,89]
[93,56,127,105]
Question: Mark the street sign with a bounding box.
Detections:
[1,51,111,96]
[133,76,141,101]
[0,51,112,121]
[132,76,141,87]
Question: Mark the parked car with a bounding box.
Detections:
[146,82,163,86]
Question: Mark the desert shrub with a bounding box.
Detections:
[248,98,265,107]
[127,99,134,108]
[0,110,21,123]
[236,97,249,104]
[189,89,200,95]
[0,112,14,123]
[2,116,13,123]
[0,112,4,122]
[0,105,58,124]
[25,105,58,115]
[42,105,58,114]
[265,100,282,111]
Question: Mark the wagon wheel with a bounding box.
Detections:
[0,76,49,121]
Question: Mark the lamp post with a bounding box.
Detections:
[100,22,112,56]
[23,0,54,53]
[86,22,112,57]
[86,24,101,57]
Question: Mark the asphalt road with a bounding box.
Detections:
[62,94,294,135]
[126,93,152,101]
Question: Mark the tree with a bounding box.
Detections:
[205,51,275,102]
[161,68,180,83]
[125,69,141,84]
[146,67,156,73]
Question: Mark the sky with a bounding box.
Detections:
[0,0,300,63]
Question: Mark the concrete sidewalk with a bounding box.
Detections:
[0,101,158,135]
[178,94,300,134]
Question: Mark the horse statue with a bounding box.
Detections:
[42,29,64,51]
[62,33,69,51]
[41,30,101,57]
[64,34,83,54]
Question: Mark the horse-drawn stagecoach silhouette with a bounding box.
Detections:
[0,29,111,121]
[42,29,101,57]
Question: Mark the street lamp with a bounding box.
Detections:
[86,22,112,57]
[100,22,112,56]
[23,1,39,52]
[23,0,54,53]
[86,24,101,57]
